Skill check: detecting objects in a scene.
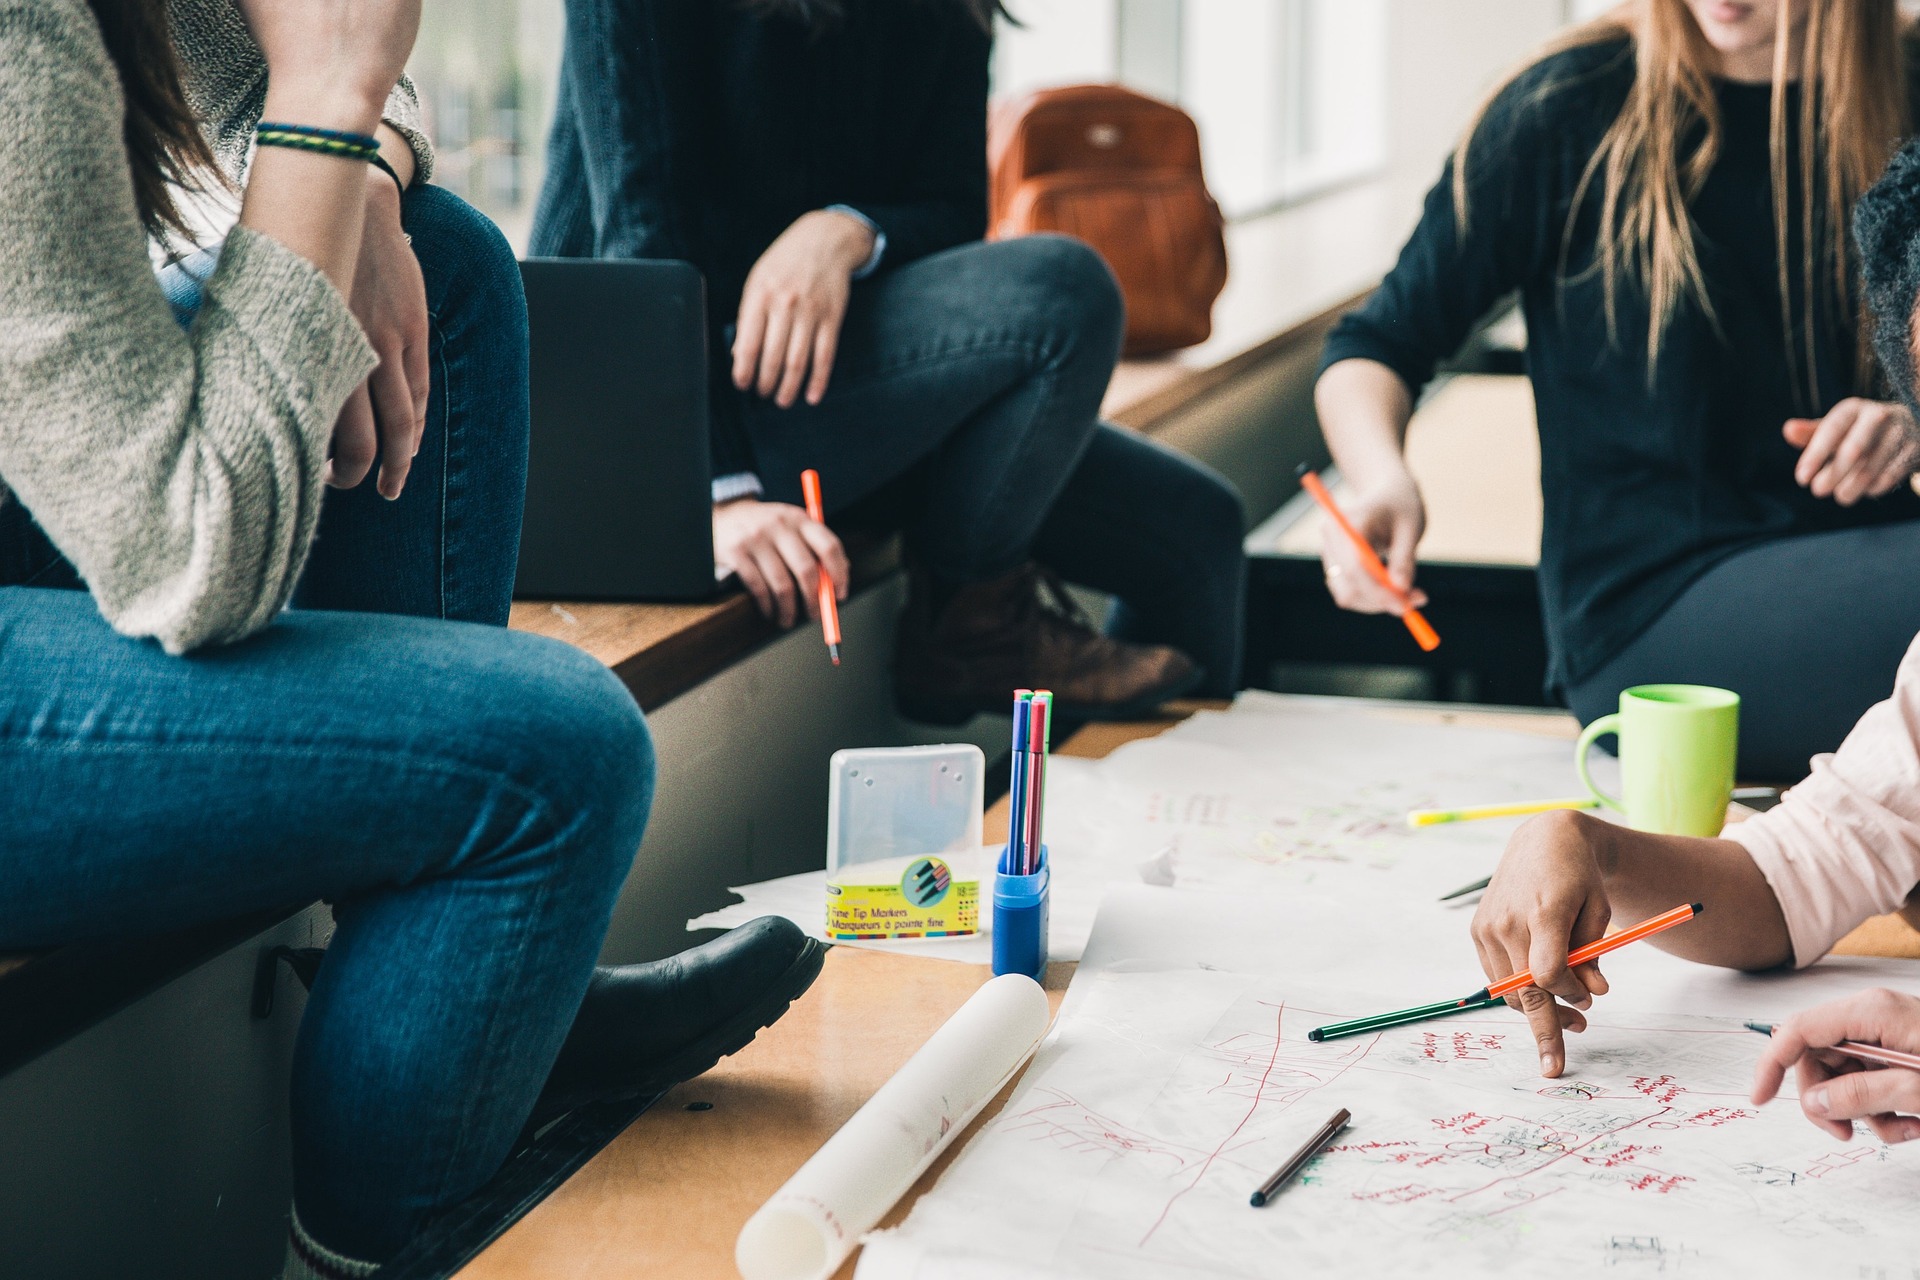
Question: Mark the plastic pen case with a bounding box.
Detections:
[993,843,1049,981]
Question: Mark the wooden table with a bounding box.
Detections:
[455,703,1920,1278]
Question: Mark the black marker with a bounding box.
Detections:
[1250,1108,1350,1207]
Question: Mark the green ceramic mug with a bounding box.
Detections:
[1575,684,1740,837]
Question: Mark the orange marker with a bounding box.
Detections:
[1482,902,1704,1001]
[1308,902,1704,1042]
[800,469,841,665]
[1296,467,1441,652]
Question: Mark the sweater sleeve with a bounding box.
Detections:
[169,0,435,185]
[1722,633,1920,966]
[835,21,990,269]
[0,2,377,654]
[548,0,705,263]
[1318,53,1588,394]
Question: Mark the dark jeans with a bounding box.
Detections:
[746,237,1248,694]
[1567,519,1920,782]
[0,188,644,1262]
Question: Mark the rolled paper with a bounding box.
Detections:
[735,973,1051,1280]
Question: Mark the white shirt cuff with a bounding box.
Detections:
[712,472,765,504]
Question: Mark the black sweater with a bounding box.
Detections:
[531,0,992,479]
[1321,39,1920,691]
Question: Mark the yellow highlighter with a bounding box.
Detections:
[1407,796,1599,828]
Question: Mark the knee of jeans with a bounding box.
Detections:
[1001,234,1125,355]
[1166,455,1246,548]
[404,185,531,347]
[486,635,656,886]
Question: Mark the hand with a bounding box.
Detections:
[328,170,428,498]
[713,499,850,628]
[731,210,877,409]
[237,0,422,120]
[1752,989,1920,1143]
[1318,469,1429,615]
[1470,810,1616,1078]
[1784,398,1919,507]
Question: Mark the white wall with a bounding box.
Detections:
[1383,0,1573,208]
[993,0,1122,97]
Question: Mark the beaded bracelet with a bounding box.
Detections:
[255,122,382,164]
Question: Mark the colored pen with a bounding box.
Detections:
[1439,876,1492,902]
[1295,466,1440,652]
[1408,797,1599,827]
[1025,691,1052,875]
[1249,1108,1350,1207]
[1006,691,1032,874]
[1308,902,1704,1042]
[799,469,841,665]
[1745,1022,1920,1073]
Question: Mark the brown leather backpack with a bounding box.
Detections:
[988,85,1228,357]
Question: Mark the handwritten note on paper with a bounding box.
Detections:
[860,969,1920,1278]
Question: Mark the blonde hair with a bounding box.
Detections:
[1455,0,1910,403]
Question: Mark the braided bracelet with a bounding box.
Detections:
[255,122,381,164]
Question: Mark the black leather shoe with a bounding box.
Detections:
[532,916,824,1121]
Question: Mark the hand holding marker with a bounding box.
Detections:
[1308,902,1704,1042]
[800,469,841,664]
[1297,465,1440,652]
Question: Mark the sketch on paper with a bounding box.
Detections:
[859,969,1920,1278]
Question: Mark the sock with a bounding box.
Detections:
[279,1207,379,1280]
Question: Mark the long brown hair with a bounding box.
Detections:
[85,0,219,242]
[1456,0,1910,403]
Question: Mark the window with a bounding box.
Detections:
[404,0,563,249]
[994,0,1389,221]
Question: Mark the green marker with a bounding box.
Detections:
[1307,993,1506,1043]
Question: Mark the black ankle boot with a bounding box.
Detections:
[532,916,824,1121]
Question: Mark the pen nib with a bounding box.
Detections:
[828,645,841,666]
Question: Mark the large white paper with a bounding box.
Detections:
[861,968,1920,1278]
[693,694,1615,961]
[737,974,1052,1280]
[1079,884,1920,1024]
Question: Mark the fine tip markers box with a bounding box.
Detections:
[825,745,985,941]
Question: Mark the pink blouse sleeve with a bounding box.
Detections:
[1724,634,1920,966]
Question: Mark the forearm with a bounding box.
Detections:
[239,87,386,293]
[1590,816,1793,971]
[1315,358,1416,485]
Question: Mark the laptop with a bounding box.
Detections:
[513,258,719,602]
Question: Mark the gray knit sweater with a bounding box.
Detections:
[0,1,393,653]
[170,0,436,185]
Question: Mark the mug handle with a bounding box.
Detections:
[1575,713,1627,814]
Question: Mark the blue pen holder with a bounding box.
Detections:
[992,843,1050,981]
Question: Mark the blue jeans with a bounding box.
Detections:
[0,188,648,1261]
[746,237,1249,694]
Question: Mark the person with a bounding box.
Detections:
[1471,131,1920,1131]
[530,0,1248,723]
[0,3,820,1277]
[1314,0,1920,781]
